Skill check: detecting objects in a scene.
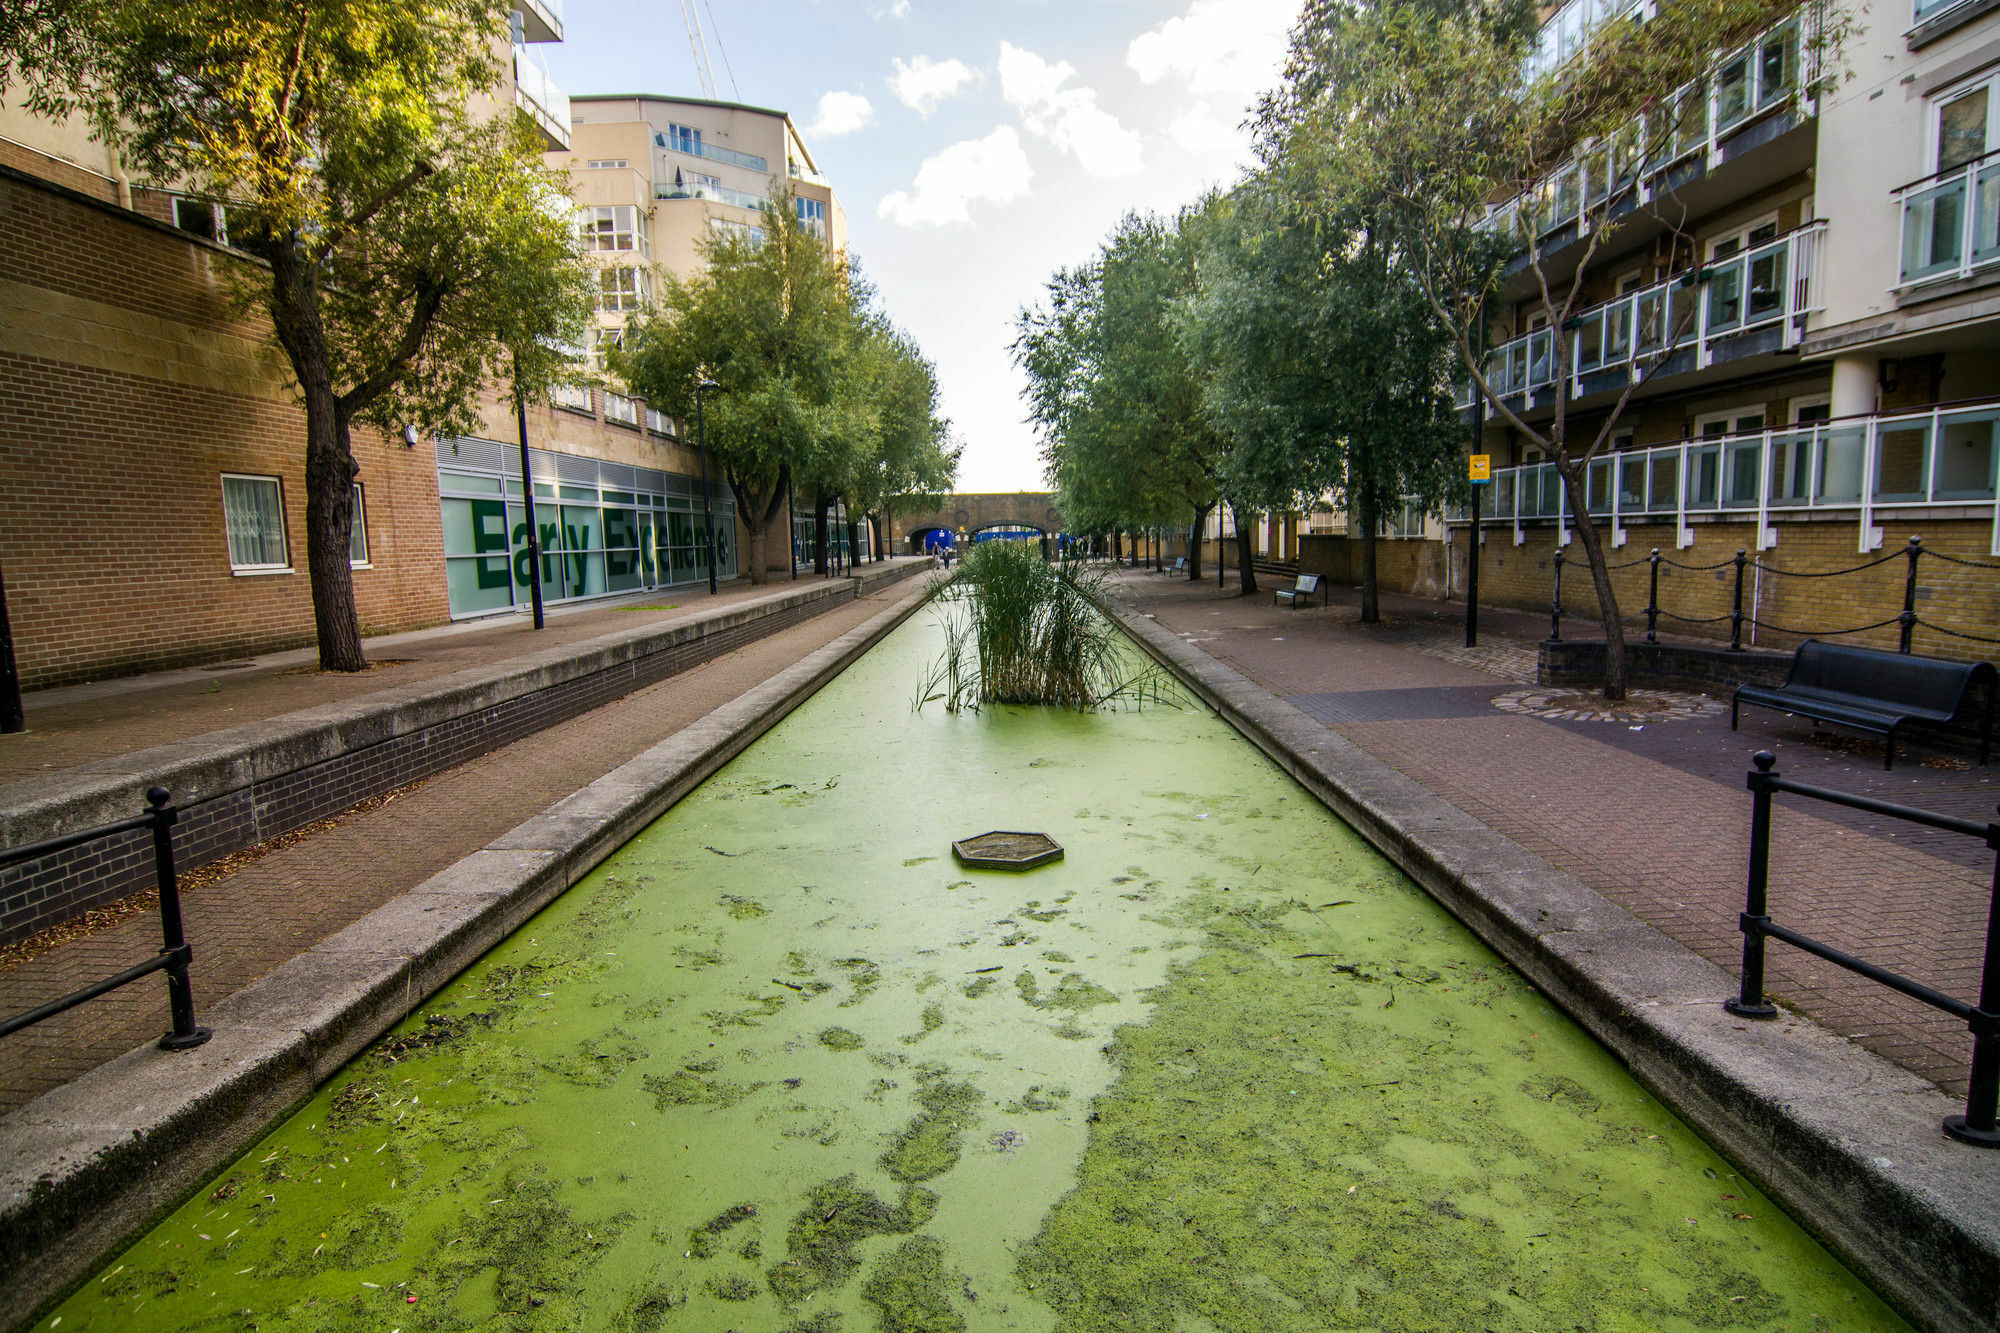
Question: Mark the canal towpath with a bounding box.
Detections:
[1108,566,1999,1102]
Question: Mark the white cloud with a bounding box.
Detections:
[996,42,1143,179]
[889,55,980,115]
[877,126,1032,227]
[806,90,875,139]
[1167,102,1239,154]
[1128,0,1297,101]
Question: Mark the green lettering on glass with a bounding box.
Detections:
[565,521,590,596]
[472,499,511,590]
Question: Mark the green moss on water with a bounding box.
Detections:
[1013,970,1116,1011]
[687,1203,758,1258]
[710,1274,759,1300]
[644,1070,763,1109]
[900,1005,945,1044]
[862,1235,965,1333]
[768,1175,937,1304]
[819,1027,866,1051]
[722,895,770,919]
[961,975,997,999]
[881,1074,982,1184]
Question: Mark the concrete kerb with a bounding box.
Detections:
[0,571,942,1333]
[1104,594,2000,1333]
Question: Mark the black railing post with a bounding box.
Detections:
[1646,548,1661,645]
[1945,818,2000,1146]
[1726,752,1782,1019]
[1549,548,1564,641]
[1729,549,1747,651]
[1899,536,1922,654]
[148,787,210,1050]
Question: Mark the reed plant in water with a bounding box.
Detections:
[914,540,1181,714]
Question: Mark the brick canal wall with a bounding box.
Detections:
[0,561,930,943]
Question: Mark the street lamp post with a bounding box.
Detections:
[512,352,546,631]
[695,378,721,596]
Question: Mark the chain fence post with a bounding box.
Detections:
[1726,752,1781,1020]
[1945,816,2000,1146]
[1729,549,1747,651]
[1646,548,1661,644]
[1899,536,1922,654]
[1549,548,1564,642]
[148,786,210,1050]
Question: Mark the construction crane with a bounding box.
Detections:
[680,0,718,99]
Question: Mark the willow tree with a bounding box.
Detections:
[1278,0,1843,694]
[618,194,858,584]
[3,0,594,670]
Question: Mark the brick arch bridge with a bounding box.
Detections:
[889,493,1064,551]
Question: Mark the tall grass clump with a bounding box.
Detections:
[914,541,1180,714]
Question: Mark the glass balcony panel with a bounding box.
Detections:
[1874,422,1932,501]
[1669,283,1699,349]
[1588,457,1614,514]
[1816,425,1867,503]
[1538,463,1563,517]
[1643,107,1671,171]
[1611,124,1639,195]
[1746,246,1787,324]
[1585,147,1610,206]
[1758,26,1795,108]
[1674,86,1707,158]
[1605,300,1634,364]
[1686,443,1721,510]
[1723,437,1762,509]
[1509,343,1529,390]
[1494,470,1518,519]
[1635,291,1665,353]
[1975,164,2000,268]
[1575,313,1605,370]
[1486,349,1510,395]
[1554,167,1580,224]
[1517,467,1539,517]
[1528,330,1554,386]
[1766,430,1814,506]
[1901,177,1968,284]
[1618,454,1646,510]
[1647,450,1680,512]
[1715,53,1752,133]
[1705,258,1745,335]
[1933,410,2000,500]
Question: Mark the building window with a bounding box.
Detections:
[585,158,628,169]
[605,391,640,427]
[553,383,593,412]
[580,204,644,253]
[661,123,702,155]
[796,195,826,237]
[646,406,673,435]
[708,217,765,248]
[350,482,369,566]
[173,197,227,244]
[598,266,647,311]
[221,474,289,571]
[592,325,623,369]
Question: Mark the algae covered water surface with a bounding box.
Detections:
[46,611,1906,1333]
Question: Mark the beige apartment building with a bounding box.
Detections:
[1342,0,2000,657]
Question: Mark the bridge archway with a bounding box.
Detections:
[891,493,1064,553]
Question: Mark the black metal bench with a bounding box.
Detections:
[1731,640,1995,771]
[1167,557,1186,574]
[1273,573,1327,609]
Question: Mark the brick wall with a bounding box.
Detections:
[0,163,450,688]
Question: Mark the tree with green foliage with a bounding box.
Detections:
[845,321,959,562]
[1273,0,1841,693]
[3,0,595,670]
[617,193,861,585]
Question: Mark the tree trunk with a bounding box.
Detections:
[743,521,772,585]
[1556,460,1628,700]
[873,509,887,562]
[1357,486,1380,625]
[846,517,862,571]
[266,245,365,672]
[813,493,830,576]
[1233,502,1258,596]
[1188,504,1211,581]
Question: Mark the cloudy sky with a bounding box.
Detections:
[539,0,1303,492]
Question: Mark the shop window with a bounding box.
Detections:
[221,474,289,572]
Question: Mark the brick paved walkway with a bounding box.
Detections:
[0,578,930,1115]
[0,569,900,784]
[1113,569,1999,1097]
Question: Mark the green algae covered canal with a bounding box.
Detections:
[48,611,1907,1333]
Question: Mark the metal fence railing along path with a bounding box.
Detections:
[0,787,210,1048]
[1728,751,2000,1145]
[1545,535,2000,653]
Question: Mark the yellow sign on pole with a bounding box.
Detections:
[1469,454,1491,484]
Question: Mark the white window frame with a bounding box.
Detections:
[1705,211,1781,261]
[645,406,673,435]
[605,391,640,427]
[349,481,370,568]
[598,266,646,312]
[1929,73,2000,175]
[173,197,228,245]
[585,158,628,169]
[552,383,593,413]
[1789,393,1831,424]
[220,473,291,574]
[581,204,639,252]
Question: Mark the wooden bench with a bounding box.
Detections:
[1732,640,1995,771]
[1273,573,1327,610]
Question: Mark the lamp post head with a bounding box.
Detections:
[697,378,721,394]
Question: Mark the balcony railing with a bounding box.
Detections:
[655,133,769,174]
[655,181,769,212]
[1896,148,2000,288]
[1523,0,1648,82]
[513,44,570,150]
[1452,399,2000,555]
[1458,222,1823,409]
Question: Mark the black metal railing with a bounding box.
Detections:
[0,787,210,1049]
[1728,751,2000,1145]
[1547,536,2000,653]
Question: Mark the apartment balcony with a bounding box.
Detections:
[653,133,769,175]
[1458,222,1825,414]
[1521,0,1648,83]
[654,181,769,212]
[1450,397,2000,554]
[514,0,562,44]
[513,45,570,150]
[1896,148,2000,289]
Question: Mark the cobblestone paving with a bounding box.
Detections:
[0,580,929,1115]
[1114,569,1999,1097]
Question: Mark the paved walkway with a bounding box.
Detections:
[0,576,933,1115]
[1112,568,1999,1098]
[1,568,901,784]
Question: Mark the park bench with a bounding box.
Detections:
[1168,557,1186,574]
[1273,573,1327,610]
[1731,639,1995,771]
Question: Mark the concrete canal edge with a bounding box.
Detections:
[1105,597,2000,1333]
[0,573,942,1333]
